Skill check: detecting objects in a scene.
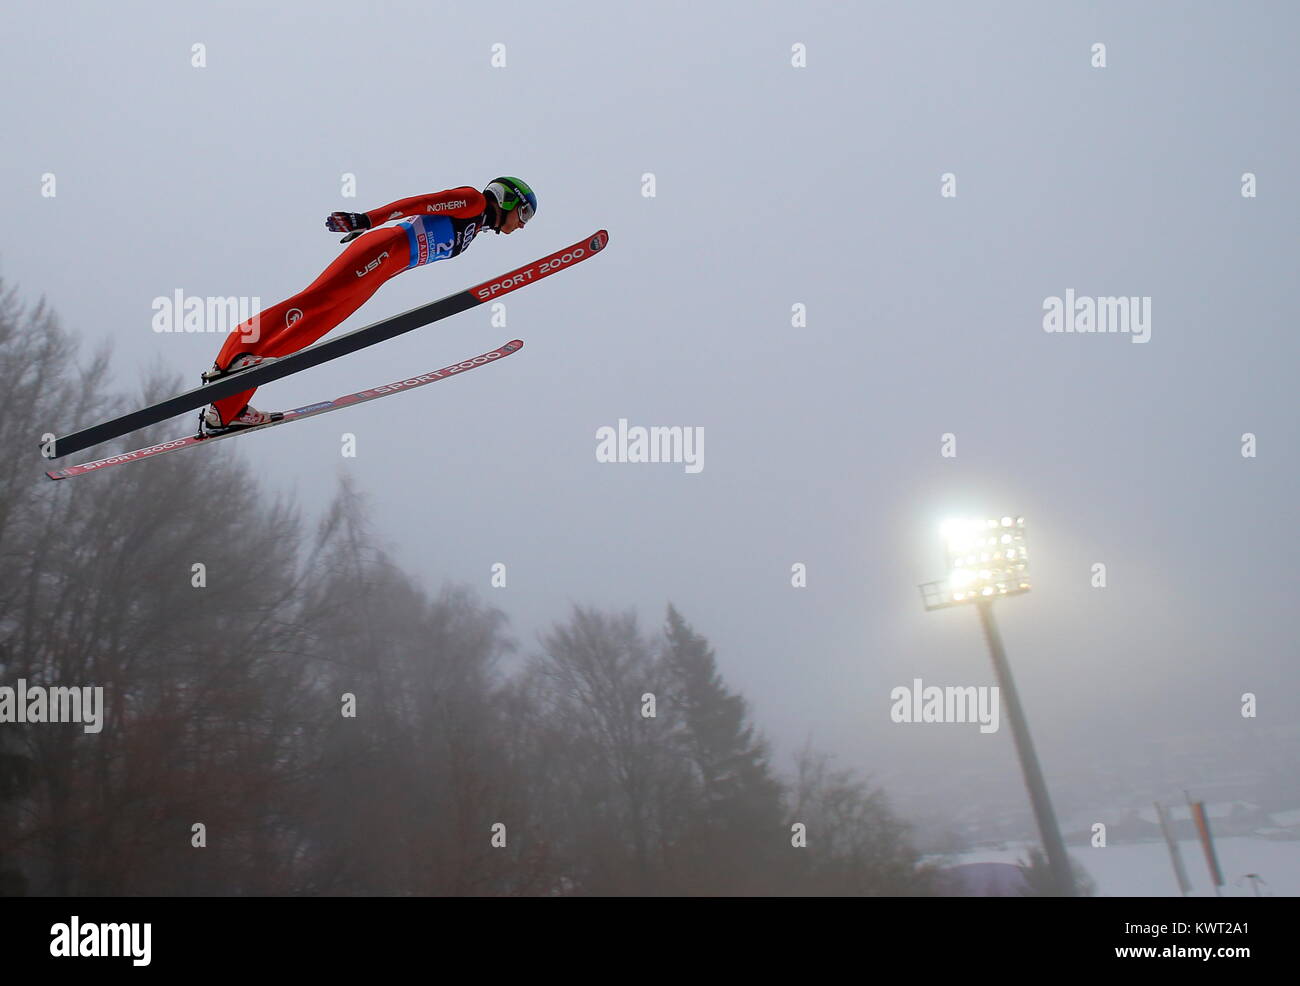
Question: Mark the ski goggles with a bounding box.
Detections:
[515,198,534,225]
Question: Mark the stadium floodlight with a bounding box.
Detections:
[924,516,1030,608]
[917,513,1077,897]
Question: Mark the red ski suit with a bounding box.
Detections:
[210,186,488,424]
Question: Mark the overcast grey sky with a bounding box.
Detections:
[5,1,1297,820]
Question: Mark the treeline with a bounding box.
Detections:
[0,279,933,896]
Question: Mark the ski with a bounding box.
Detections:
[45,229,608,459]
[45,339,523,481]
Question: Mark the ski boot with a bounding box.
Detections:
[198,403,283,436]
[201,353,279,383]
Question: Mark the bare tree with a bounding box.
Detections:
[787,742,936,895]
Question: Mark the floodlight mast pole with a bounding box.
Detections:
[976,599,1077,897]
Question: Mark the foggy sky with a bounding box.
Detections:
[4,1,1297,822]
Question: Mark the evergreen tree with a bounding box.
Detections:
[661,604,784,892]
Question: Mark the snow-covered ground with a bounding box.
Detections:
[950,837,1299,897]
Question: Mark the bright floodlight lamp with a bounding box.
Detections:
[917,513,1077,896]
[922,515,1029,610]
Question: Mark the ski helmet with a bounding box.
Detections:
[484,176,537,226]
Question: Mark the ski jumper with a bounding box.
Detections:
[210,186,488,425]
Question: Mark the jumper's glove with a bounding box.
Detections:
[326,211,372,243]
